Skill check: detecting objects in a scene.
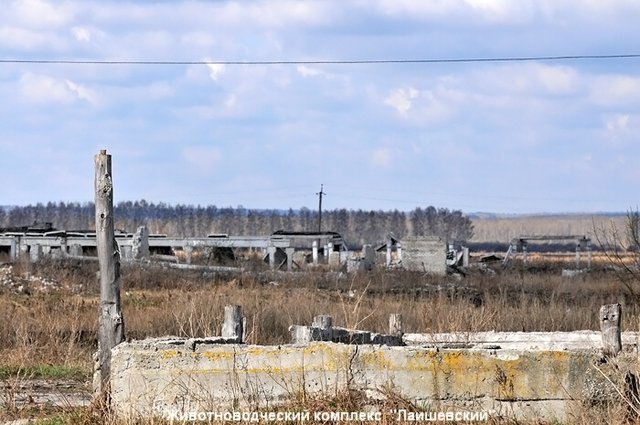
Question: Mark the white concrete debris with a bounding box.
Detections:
[0,265,70,293]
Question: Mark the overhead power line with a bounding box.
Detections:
[1,54,640,66]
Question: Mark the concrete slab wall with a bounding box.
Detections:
[404,330,640,351]
[401,237,447,274]
[110,338,627,421]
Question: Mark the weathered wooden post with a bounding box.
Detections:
[94,150,125,398]
[600,303,622,357]
[312,315,333,341]
[222,305,243,343]
[289,324,311,344]
[389,313,404,337]
[313,315,333,330]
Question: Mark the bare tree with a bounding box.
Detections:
[594,208,640,299]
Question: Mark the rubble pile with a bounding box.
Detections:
[0,265,61,294]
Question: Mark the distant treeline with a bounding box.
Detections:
[0,201,474,247]
[471,214,629,245]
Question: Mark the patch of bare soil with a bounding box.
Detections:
[0,378,90,423]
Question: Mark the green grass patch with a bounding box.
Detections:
[0,364,89,380]
[34,416,70,425]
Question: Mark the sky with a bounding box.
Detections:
[1,0,640,214]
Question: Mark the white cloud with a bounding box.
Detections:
[383,84,456,124]
[89,1,332,32]
[463,0,525,22]
[70,26,107,45]
[215,1,333,28]
[7,0,72,29]
[145,82,175,100]
[64,80,98,105]
[606,114,630,133]
[0,27,65,50]
[378,65,583,131]
[297,65,321,77]
[564,154,594,174]
[384,87,419,114]
[181,32,217,50]
[19,73,96,105]
[173,90,247,120]
[534,65,580,95]
[473,64,581,96]
[224,94,238,109]
[414,90,454,123]
[590,75,640,107]
[371,147,393,167]
[374,0,462,18]
[374,0,640,26]
[603,113,639,147]
[71,26,91,42]
[182,146,223,172]
[206,63,226,81]
[373,0,531,24]
[3,0,640,213]
[296,65,337,80]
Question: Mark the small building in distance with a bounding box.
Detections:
[401,237,447,275]
[376,235,447,275]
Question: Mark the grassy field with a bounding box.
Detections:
[0,257,639,424]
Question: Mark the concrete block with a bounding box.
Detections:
[132,226,150,260]
[120,245,132,261]
[328,252,341,268]
[346,258,363,273]
[401,237,446,275]
[30,244,42,262]
[402,330,640,352]
[111,338,618,422]
[69,244,83,257]
[221,305,244,343]
[362,244,375,271]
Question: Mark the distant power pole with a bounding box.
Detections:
[316,184,325,233]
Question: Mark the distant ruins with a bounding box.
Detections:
[0,224,451,275]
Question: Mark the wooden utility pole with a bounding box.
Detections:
[316,184,325,233]
[95,150,125,398]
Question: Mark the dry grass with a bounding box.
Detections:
[1,259,640,424]
[1,260,638,366]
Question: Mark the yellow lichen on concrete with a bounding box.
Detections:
[160,349,180,360]
[159,344,349,375]
[301,343,349,371]
[244,346,276,357]
[397,350,581,400]
[360,349,393,370]
[405,349,440,371]
[200,350,236,362]
[113,341,601,422]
